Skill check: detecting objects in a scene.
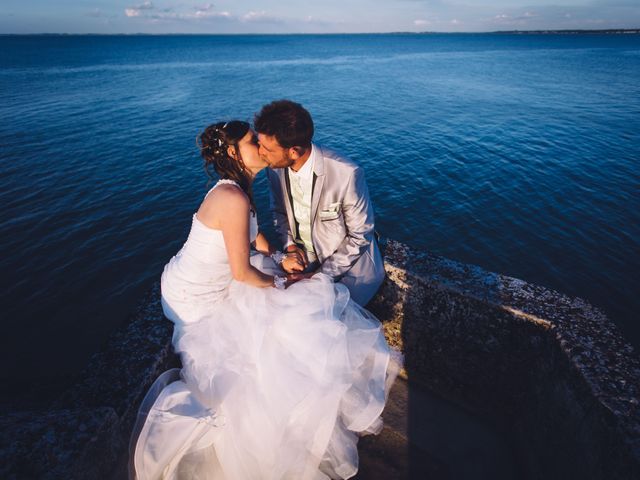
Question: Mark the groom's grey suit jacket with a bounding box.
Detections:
[267,145,385,306]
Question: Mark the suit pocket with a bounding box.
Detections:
[319,210,341,221]
[320,212,340,222]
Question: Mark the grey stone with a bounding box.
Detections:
[2,239,638,479]
[0,407,119,479]
[367,239,640,479]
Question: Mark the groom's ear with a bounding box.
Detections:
[289,146,304,159]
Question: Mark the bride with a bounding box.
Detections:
[131,120,401,480]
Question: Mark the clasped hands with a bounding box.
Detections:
[281,245,316,284]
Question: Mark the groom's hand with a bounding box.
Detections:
[284,245,308,270]
[282,253,305,273]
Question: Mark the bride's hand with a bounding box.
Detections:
[282,253,305,273]
[285,245,308,269]
[285,272,316,287]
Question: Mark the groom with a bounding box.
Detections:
[255,99,385,306]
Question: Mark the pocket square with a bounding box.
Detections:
[319,202,342,220]
[319,210,340,220]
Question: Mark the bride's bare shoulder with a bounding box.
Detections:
[197,184,249,227]
[208,184,249,207]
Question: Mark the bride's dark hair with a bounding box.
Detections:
[198,120,255,210]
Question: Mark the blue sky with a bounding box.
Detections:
[1,0,639,34]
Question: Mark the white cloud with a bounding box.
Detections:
[192,10,231,19]
[187,4,231,18]
[7,0,640,34]
[241,10,284,24]
[124,2,232,21]
[492,10,539,25]
[125,1,154,18]
[243,11,267,22]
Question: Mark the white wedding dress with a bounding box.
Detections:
[131,179,401,480]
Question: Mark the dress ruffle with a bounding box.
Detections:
[132,254,401,480]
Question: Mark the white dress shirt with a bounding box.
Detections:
[288,144,316,258]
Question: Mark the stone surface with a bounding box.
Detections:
[355,376,522,480]
[2,239,639,479]
[0,406,119,479]
[0,284,179,479]
[368,239,640,479]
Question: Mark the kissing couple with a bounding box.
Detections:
[131,100,402,480]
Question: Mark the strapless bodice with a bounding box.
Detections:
[160,180,258,320]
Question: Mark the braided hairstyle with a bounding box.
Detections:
[198,120,255,210]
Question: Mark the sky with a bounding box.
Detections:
[1,0,639,34]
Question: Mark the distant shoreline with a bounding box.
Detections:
[484,29,640,35]
[1,29,639,36]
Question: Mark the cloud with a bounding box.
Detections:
[149,11,232,20]
[242,11,265,22]
[191,9,231,19]
[493,11,538,24]
[241,11,285,24]
[188,4,230,18]
[485,4,640,31]
[121,4,331,30]
[125,2,154,18]
[515,11,538,20]
[414,19,430,26]
[124,2,232,21]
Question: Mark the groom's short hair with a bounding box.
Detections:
[254,100,314,149]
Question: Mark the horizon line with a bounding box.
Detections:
[1,28,640,36]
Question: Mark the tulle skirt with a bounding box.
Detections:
[131,254,401,480]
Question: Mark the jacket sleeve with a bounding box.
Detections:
[320,167,375,280]
[267,169,295,249]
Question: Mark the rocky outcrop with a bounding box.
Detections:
[1,240,638,479]
[0,286,178,480]
[367,239,640,479]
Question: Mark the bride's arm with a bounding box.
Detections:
[220,189,276,288]
[253,231,272,255]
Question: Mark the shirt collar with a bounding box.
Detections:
[289,143,315,180]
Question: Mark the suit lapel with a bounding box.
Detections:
[310,146,325,227]
[281,168,298,240]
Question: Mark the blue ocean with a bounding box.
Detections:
[1,34,639,397]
